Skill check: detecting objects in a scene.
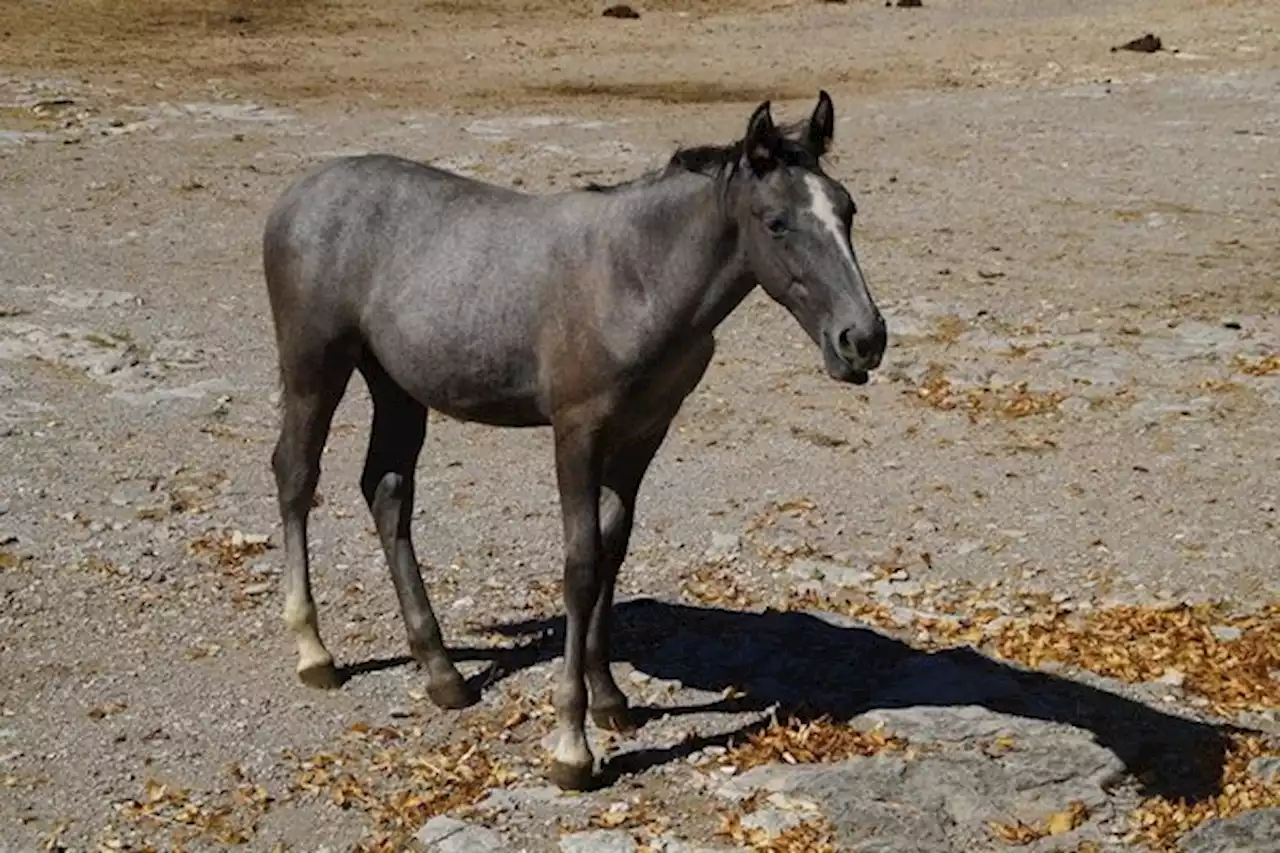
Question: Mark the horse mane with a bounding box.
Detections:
[582,117,819,194]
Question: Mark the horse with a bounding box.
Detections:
[262,91,887,791]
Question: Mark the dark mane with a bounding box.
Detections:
[582,117,818,194]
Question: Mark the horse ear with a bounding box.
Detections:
[807,90,835,156]
[743,100,779,175]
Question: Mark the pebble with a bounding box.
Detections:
[1209,625,1243,642]
[416,815,511,852]
[559,829,638,853]
[704,531,741,562]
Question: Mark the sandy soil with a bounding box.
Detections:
[1,0,1278,851]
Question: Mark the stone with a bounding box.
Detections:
[559,829,638,853]
[739,807,804,836]
[1248,757,1280,785]
[704,532,741,562]
[46,289,137,310]
[1178,808,1280,852]
[788,558,873,587]
[415,815,511,852]
[1210,626,1243,642]
[719,705,1127,853]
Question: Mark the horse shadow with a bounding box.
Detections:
[430,598,1243,803]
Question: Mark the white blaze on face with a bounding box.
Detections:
[802,173,866,287]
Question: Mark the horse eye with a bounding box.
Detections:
[765,215,789,236]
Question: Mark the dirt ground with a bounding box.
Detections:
[1,0,1278,851]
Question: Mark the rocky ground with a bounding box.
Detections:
[1,0,1278,851]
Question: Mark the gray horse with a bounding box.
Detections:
[263,91,886,791]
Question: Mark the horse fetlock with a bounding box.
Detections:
[590,702,637,734]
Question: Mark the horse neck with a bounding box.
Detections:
[628,175,756,336]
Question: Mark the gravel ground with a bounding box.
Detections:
[1,1,1277,851]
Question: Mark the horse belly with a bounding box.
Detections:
[370,318,549,428]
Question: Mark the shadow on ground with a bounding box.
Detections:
[361,598,1241,803]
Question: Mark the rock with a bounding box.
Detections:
[1210,626,1243,642]
[1112,33,1163,53]
[718,712,1126,853]
[1178,808,1280,852]
[415,815,512,852]
[46,289,137,310]
[1248,757,1280,784]
[602,3,640,18]
[110,378,235,406]
[651,836,747,853]
[704,532,741,562]
[788,558,873,587]
[560,829,638,853]
[473,785,563,813]
[740,807,804,837]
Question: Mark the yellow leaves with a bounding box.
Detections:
[721,715,907,773]
[681,563,758,609]
[987,818,1042,845]
[1130,734,1280,851]
[988,603,1280,715]
[718,810,838,853]
[1046,801,1089,835]
[911,365,1065,420]
[988,801,1088,846]
[118,771,273,847]
[86,701,128,720]
[1233,353,1280,376]
[289,725,515,852]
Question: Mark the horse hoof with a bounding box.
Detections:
[547,760,596,792]
[427,675,479,710]
[591,704,637,734]
[297,660,341,690]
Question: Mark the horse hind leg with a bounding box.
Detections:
[272,350,353,689]
[357,352,475,710]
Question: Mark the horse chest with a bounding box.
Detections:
[612,336,715,440]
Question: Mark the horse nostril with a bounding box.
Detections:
[838,327,876,359]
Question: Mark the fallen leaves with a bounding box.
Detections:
[781,587,1280,849]
[989,603,1280,715]
[721,715,908,773]
[718,807,838,853]
[911,365,1065,420]
[1129,734,1280,850]
[117,771,274,847]
[988,800,1088,846]
[289,720,516,852]
[188,529,275,608]
[681,563,759,609]
[1233,353,1280,376]
[86,701,128,721]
